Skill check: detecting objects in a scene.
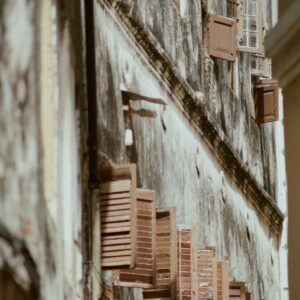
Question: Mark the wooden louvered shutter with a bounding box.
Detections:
[114,189,156,288]
[255,83,279,123]
[197,247,217,299]
[143,207,177,300]
[177,229,198,300]
[208,14,237,61]
[229,282,246,300]
[100,164,137,269]
[217,261,229,300]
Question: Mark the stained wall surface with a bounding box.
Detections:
[0,0,87,299]
[0,0,283,300]
[94,1,281,299]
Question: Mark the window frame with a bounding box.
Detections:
[227,0,264,54]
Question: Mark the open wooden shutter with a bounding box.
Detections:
[197,247,217,299]
[100,164,137,269]
[114,189,156,288]
[255,83,279,123]
[208,14,237,61]
[245,292,251,300]
[177,229,198,299]
[143,207,177,300]
[229,282,246,300]
[216,261,229,300]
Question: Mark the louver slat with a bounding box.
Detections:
[143,207,177,300]
[229,282,246,300]
[100,164,137,269]
[177,229,198,300]
[197,247,217,299]
[217,261,229,300]
[114,189,156,288]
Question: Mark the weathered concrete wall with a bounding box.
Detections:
[116,0,278,199]
[0,0,87,299]
[0,0,45,297]
[94,2,281,299]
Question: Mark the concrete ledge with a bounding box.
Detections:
[100,0,284,234]
[265,1,300,88]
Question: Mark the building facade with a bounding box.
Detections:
[0,0,286,299]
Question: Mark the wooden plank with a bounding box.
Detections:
[100,192,131,200]
[229,282,246,300]
[101,203,131,211]
[101,215,131,223]
[99,164,133,182]
[100,180,131,194]
[102,250,132,257]
[102,238,131,246]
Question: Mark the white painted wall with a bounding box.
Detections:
[276,89,289,300]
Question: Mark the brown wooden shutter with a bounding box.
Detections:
[177,229,198,300]
[197,247,217,299]
[216,261,229,300]
[100,164,137,269]
[208,14,237,61]
[255,83,279,123]
[245,292,251,300]
[114,189,156,288]
[229,282,246,300]
[143,207,177,300]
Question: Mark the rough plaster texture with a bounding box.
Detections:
[0,0,44,295]
[118,0,278,199]
[0,0,85,299]
[0,0,283,299]
[95,2,281,299]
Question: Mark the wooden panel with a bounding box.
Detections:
[197,247,217,299]
[115,189,156,288]
[143,207,177,299]
[229,282,246,300]
[208,14,237,61]
[255,84,279,123]
[177,229,198,299]
[217,261,229,300]
[100,164,137,269]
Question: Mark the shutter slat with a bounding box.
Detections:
[229,282,247,300]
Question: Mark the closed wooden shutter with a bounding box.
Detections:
[229,282,246,300]
[100,164,137,269]
[177,229,198,300]
[208,14,237,61]
[216,261,229,300]
[255,83,279,123]
[114,189,156,288]
[143,207,177,300]
[197,247,217,299]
